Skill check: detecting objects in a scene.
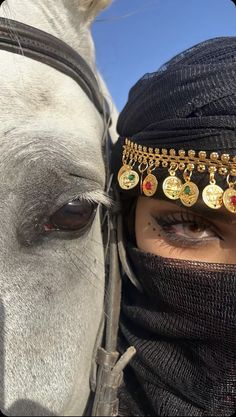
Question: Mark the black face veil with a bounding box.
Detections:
[113,37,236,417]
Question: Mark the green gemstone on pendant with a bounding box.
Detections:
[184,185,191,195]
[128,174,135,181]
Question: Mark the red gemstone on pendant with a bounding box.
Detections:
[145,181,152,190]
[230,195,236,206]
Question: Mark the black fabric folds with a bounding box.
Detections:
[118,246,236,416]
[115,37,236,156]
[115,37,236,417]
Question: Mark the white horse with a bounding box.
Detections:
[0,1,117,415]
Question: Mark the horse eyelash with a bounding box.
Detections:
[73,190,113,209]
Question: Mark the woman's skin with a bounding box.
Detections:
[135,196,236,264]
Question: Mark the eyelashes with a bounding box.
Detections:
[152,211,221,248]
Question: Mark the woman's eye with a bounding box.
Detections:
[170,222,216,239]
[44,200,97,232]
[154,212,221,247]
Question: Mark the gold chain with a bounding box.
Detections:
[122,138,236,176]
[117,138,236,213]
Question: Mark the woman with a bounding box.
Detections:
[113,37,236,416]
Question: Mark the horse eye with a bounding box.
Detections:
[45,200,97,232]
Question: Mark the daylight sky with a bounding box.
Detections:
[93,0,236,111]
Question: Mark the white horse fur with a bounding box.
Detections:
[0,1,116,415]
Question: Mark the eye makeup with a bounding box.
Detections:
[152,211,222,249]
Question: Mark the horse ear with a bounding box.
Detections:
[80,0,112,20]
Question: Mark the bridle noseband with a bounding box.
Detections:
[0,17,135,417]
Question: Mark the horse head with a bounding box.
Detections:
[0,1,115,415]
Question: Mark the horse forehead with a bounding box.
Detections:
[0,51,103,123]
[0,51,105,155]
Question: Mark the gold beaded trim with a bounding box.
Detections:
[117,138,236,213]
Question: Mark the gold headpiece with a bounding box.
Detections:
[118,139,236,213]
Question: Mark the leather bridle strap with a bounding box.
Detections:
[0,17,107,117]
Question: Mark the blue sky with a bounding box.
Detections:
[93,0,236,111]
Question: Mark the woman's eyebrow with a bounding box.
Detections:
[158,197,236,223]
[185,201,235,223]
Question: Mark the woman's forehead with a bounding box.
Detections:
[139,196,236,224]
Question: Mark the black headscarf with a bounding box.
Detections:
[115,37,236,417]
[117,37,236,152]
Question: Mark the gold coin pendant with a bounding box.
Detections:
[142,174,158,197]
[223,188,236,213]
[117,164,129,180]
[202,184,223,209]
[119,170,139,190]
[180,182,199,207]
[163,176,182,200]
